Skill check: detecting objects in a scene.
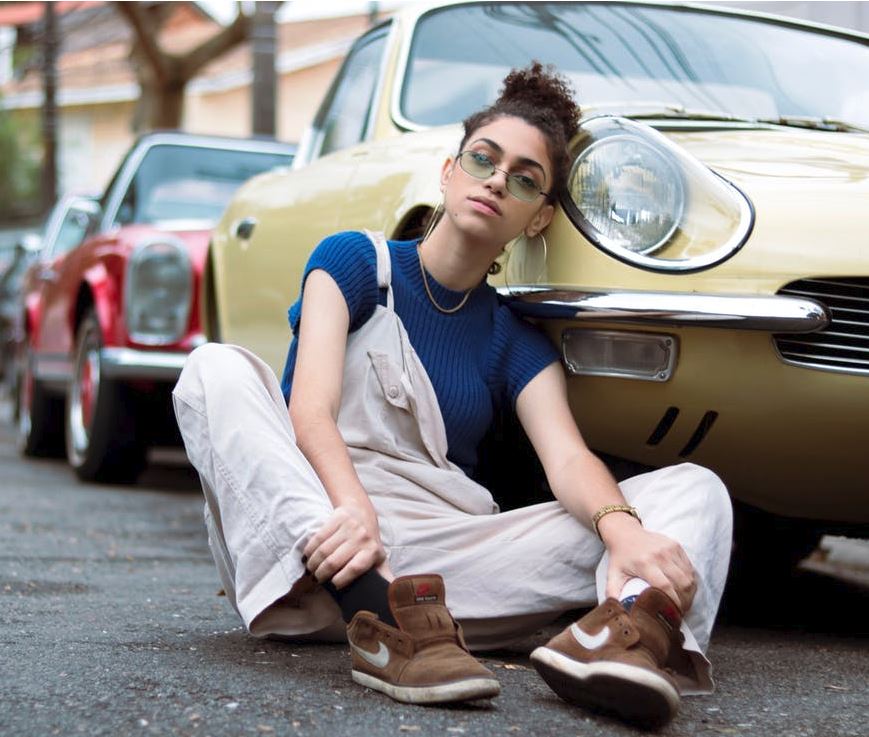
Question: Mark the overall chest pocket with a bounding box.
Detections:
[364,347,451,470]
[368,350,412,411]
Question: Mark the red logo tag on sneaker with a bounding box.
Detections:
[658,604,680,630]
[415,583,437,602]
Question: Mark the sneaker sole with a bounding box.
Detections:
[352,670,500,705]
[530,646,679,728]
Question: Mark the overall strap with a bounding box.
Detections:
[364,230,394,309]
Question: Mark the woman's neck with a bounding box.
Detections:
[419,219,503,292]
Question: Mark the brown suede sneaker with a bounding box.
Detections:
[346,574,500,704]
[530,588,684,728]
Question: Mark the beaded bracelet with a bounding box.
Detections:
[592,504,642,539]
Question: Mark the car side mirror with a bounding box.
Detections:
[71,198,102,237]
[15,232,43,255]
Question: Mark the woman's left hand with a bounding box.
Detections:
[514,364,697,611]
[600,514,697,612]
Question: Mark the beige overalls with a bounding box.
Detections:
[172,232,733,694]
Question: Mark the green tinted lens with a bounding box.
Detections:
[461,151,493,178]
[506,175,540,201]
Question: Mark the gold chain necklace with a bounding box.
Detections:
[417,243,472,314]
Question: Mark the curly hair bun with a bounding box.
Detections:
[460,61,581,200]
[497,61,580,143]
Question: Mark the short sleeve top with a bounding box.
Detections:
[280,231,559,476]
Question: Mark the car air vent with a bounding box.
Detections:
[774,277,869,376]
[646,406,680,446]
[678,411,718,457]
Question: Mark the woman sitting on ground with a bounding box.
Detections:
[173,62,733,729]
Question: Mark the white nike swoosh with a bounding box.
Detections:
[350,641,390,669]
[570,622,610,650]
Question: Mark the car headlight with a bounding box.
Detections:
[564,116,753,272]
[125,236,192,345]
[573,135,683,254]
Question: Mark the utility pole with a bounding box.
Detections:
[251,2,280,137]
[41,0,58,213]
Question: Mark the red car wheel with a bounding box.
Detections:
[16,336,64,457]
[65,309,146,483]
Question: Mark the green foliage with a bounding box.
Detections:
[12,43,36,75]
[0,100,42,221]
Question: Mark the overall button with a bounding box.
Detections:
[387,386,400,399]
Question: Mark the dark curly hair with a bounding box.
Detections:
[459,62,580,203]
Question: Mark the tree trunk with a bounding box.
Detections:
[117,2,252,134]
[136,72,186,131]
[41,1,58,212]
[251,2,280,137]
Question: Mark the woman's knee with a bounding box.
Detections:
[180,343,256,392]
[186,342,237,373]
[628,462,732,529]
[673,462,733,532]
[179,343,224,384]
[175,344,257,416]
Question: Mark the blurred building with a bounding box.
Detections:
[2,0,867,202]
[0,1,374,198]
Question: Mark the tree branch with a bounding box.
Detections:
[176,8,251,82]
[115,1,171,84]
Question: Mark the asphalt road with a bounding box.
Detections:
[1,401,867,737]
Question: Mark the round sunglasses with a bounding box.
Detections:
[457,150,549,202]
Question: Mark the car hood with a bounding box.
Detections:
[662,127,869,286]
[671,127,869,181]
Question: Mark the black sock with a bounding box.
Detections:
[320,569,397,627]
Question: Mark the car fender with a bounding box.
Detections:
[74,261,121,347]
[22,288,43,343]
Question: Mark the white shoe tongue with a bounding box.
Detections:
[389,574,446,609]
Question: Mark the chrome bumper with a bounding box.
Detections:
[100,347,188,381]
[498,287,829,332]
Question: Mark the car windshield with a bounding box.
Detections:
[401,2,869,128]
[117,145,292,226]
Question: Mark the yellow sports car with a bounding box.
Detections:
[206,1,868,546]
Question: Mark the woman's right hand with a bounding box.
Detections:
[291,268,391,589]
[303,504,388,589]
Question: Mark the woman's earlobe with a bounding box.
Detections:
[440,157,456,189]
[532,203,556,233]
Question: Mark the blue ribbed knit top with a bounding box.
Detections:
[280,231,559,476]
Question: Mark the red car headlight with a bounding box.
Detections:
[124,236,192,345]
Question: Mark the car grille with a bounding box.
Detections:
[775,277,869,376]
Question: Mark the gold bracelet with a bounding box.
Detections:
[592,504,642,539]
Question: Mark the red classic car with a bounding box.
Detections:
[16,131,295,482]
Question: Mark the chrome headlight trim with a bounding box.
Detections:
[563,116,755,274]
[124,235,192,346]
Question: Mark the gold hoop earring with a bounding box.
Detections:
[505,230,548,290]
[421,202,443,243]
[535,231,548,266]
[488,239,511,275]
